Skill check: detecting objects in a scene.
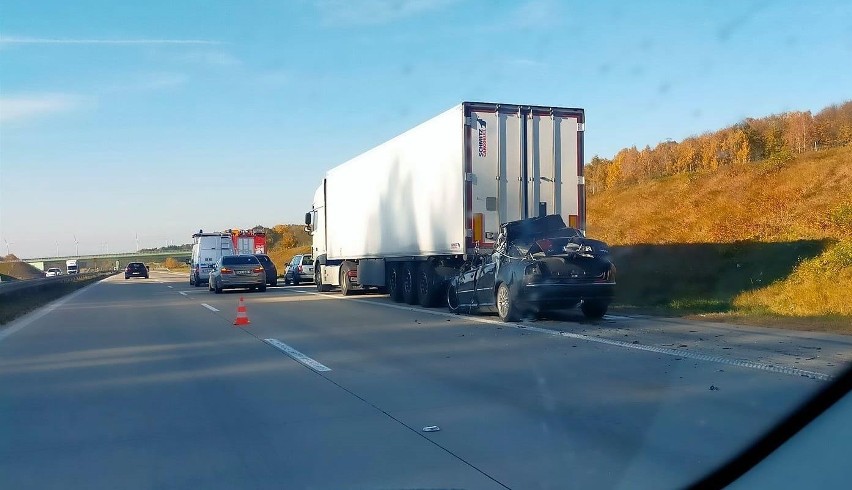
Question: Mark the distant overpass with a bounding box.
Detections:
[23,251,191,271]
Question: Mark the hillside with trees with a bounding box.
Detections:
[585,101,852,194]
[262,224,312,271]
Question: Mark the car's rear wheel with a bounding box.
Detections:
[387,264,404,302]
[580,300,608,319]
[496,283,520,322]
[447,283,461,313]
[214,281,222,294]
[402,262,418,305]
[194,273,202,287]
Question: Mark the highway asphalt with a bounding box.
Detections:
[1,271,850,489]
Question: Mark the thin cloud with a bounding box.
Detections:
[177,50,241,67]
[314,0,459,26]
[0,94,87,123]
[0,35,223,46]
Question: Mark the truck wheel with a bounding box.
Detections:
[580,300,608,319]
[340,263,354,296]
[496,283,520,322]
[315,267,331,292]
[417,262,439,307]
[402,262,418,305]
[387,265,404,302]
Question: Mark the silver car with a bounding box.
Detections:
[208,255,266,293]
[284,254,314,285]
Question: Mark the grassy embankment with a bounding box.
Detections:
[587,146,852,331]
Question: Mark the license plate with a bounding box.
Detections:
[236,270,250,275]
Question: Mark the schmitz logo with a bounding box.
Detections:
[477,118,487,157]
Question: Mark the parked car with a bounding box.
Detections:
[447,215,616,321]
[45,267,62,277]
[125,262,149,279]
[253,254,278,286]
[208,255,266,293]
[284,254,313,285]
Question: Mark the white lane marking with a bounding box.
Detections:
[0,279,103,343]
[201,303,219,312]
[167,286,173,289]
[286,290,833,381]
[179,291,188,296]
[264,338,331,372]
[604,314,633,321]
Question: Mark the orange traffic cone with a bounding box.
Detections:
[233,297,250,326]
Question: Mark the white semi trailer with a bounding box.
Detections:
[306,101,586,306]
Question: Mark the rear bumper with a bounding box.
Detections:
[219,274,265,288]
[518,281,614,306]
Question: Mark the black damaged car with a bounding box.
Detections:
[447,215,615,321]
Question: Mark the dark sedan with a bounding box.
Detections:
[447,215,615,321]
[125,262,149,279]
[253,254,278,286]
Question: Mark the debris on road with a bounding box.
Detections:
[422,426,440,432]
[710,385,720,391]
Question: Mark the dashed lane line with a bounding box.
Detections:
[264,338,331,372]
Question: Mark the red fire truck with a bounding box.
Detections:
[229,228,266,255]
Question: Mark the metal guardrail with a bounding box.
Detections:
[0,272,115,296]
[22,251,191,262]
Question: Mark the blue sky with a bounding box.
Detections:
[1,0,851,258]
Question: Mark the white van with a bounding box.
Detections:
[190,231,235,286]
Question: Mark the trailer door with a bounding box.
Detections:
[468,104,585,237]
[527,108,585,230]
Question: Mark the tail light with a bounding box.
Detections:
[220,267,234,274]
[347,269,357,278]
[252,267,264,273]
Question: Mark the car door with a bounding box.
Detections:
[455,266,479,307]
[474,255,498,307]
